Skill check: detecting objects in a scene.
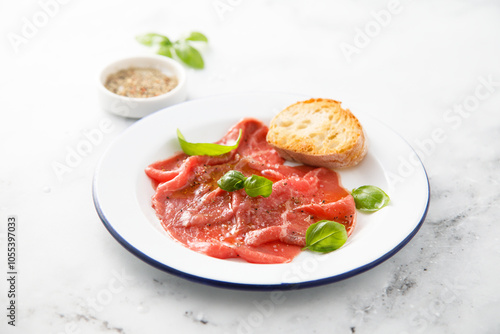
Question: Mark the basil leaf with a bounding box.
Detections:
[304,220,347,253]
[136,33,169,46]
[243,175,273,198]
[185,31,208,42]
[174,42,204,69]
[217,171,246,192]
[177,129,241,156]
[217,171,273,197]
[351,185,390,212]
[157,44,173,58]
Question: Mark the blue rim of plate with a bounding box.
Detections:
[92,94,430,291]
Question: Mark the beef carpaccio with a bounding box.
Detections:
[145,118,356,264]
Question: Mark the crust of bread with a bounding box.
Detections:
[266,98,367,169]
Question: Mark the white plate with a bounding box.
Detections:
[93,92,429,290]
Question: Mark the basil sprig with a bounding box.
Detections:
[218,171,273,198]
[177,129,242,156]
[303,220,347,253]
[351,185,390,212]
[136,32,208,69]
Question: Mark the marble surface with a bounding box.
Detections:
[1,0,500,333]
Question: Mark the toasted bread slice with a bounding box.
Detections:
[266,98,367,169]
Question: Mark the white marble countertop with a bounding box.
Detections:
[1,0,500,333]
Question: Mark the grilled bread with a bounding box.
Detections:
[266,98,367,169]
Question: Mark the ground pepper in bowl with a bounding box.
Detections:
[104,67,178,98]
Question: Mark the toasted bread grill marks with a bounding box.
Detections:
[266,98,367,169]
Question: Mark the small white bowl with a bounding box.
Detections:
[98,55,187,119]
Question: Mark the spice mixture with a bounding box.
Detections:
[105,67,177,98]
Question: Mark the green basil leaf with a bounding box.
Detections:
[217,171,246,192]
[217,171,273,197]
[304,220,347,253]
[351,185,390,212]
[157,44,173,58]
[136,33,169,46]
[243,175,273,198]
[174,42,204,69]
[185,31,208,42]
[177,129,241,156]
